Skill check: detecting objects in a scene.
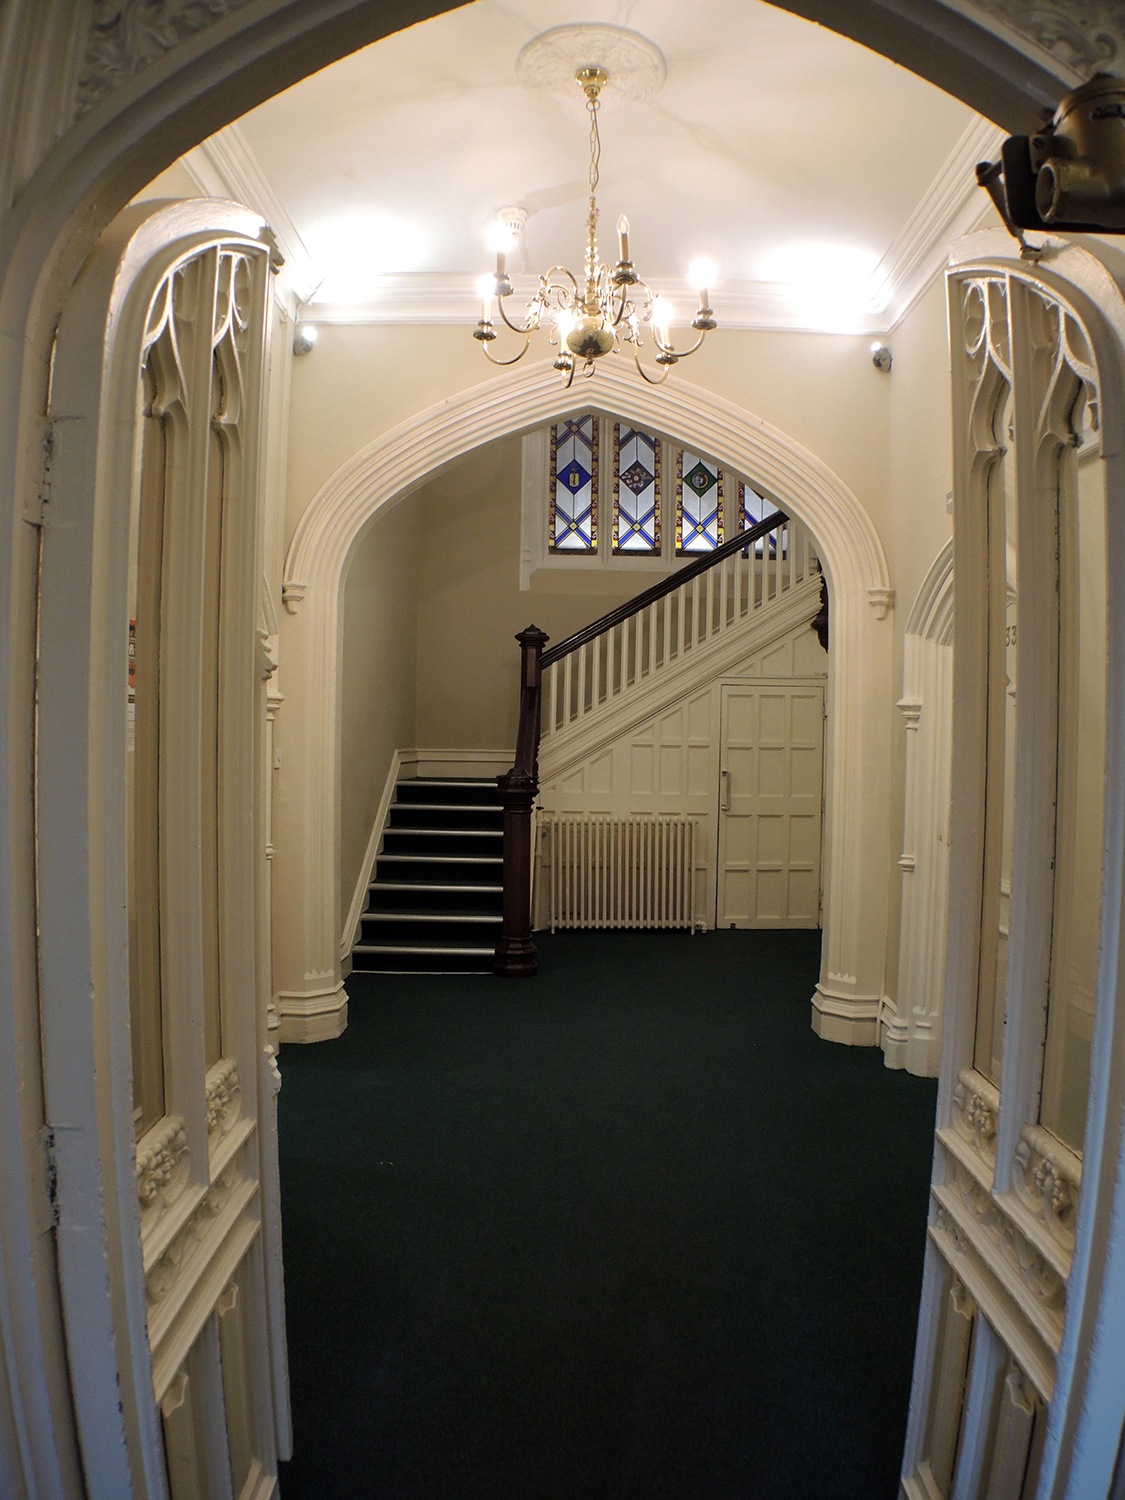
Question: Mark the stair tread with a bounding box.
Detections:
[379,858,501,870]
[370,876,501,888]
[353,942,495,955]
[405,780,492,792]
[363,911,500,923]
[392,800,501,812]
[386,826,500,836]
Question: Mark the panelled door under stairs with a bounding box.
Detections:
[539,674,826,933]
[716,683,824,928]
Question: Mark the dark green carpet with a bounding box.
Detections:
[276,929,937,1500]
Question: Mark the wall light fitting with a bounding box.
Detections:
[871,342,892,373]
[293,324,318,356]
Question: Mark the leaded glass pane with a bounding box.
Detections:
[613,423,661,553]
[740,479,778,556]
[550,414,598,552]
[678,449,724,553]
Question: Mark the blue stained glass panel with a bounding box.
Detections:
[550,414,599,552]
[677,450,723,553]
[613,424,661,553]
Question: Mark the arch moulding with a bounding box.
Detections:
[887,539,954,1079]
[275,358,894,1048]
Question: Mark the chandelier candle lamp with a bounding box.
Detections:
[474,58,717,386]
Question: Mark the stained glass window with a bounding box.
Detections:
[550,414,599,552]
[613,424,661,553]
[677,450,724,553]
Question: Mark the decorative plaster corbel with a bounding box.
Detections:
[868,586,895,619]
[281,579,306,614]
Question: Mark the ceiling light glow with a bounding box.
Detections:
[305,212,428,303]
[759,242,881,329]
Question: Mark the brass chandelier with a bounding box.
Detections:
[473,65,717,386]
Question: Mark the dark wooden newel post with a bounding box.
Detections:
[495,625,548,977]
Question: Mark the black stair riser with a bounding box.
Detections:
[360,916,502,945]
[396,779,502,808]
[382,829,503,858]
[366,886,502,914]
[373,855,502,884]
[387,804,502,832]
[351,949,494,975]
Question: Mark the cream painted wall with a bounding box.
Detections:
[412,435,660,748]
[889,274,956,622]
[338,499,421,926]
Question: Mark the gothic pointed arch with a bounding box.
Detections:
[275,359,895,1047]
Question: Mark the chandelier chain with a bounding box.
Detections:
[586,93,602,294]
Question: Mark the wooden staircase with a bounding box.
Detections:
[351,777,503,974]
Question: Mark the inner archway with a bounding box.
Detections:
[276,358,892,1044]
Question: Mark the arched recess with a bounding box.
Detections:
[276,357,894,1045]
[886,539,953,1077]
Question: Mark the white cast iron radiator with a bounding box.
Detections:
[540,813,698,933]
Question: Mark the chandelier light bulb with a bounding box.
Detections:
[689,257,717,302]
[487,220,513,278]
[617,215,631,262]
[476,273,495,322]
[652,296,674,342]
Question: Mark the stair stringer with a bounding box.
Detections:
[540,572,823,786]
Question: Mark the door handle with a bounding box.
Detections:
[720,768,731,812]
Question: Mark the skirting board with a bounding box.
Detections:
[339,747,514,962]
[401,747,512,780]
[340,748,403,963]
[277,985,348,1045]
[810,983,880,1047]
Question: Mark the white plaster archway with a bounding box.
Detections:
[0,3,1110,1492]
[276,357,894,1044]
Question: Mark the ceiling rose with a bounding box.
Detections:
[515,24,667,109]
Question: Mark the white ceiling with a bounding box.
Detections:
[180,0,1001,334]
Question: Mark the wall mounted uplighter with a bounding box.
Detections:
[293,324,319,355]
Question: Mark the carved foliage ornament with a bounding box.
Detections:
[965,0,1125,77]
[953,1068,1000,1164]
[78,0,255,114]
[1013,1124,1081,1253]
[136,1114,189,1227]
[205,1059,242,1138]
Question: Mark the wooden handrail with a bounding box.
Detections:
[540,509,789,669]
